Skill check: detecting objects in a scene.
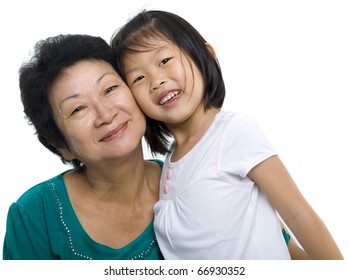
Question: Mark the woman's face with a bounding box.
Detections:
[50,59,146,165]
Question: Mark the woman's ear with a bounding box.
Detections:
[58,147,75,161]
[205,43,217,60]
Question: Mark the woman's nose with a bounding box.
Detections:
[94,101,117,127]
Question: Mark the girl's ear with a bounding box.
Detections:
[205,43,217,60]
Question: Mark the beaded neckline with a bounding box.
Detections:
[47,177,159,260]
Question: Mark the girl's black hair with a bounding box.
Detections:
[111,10,225,155]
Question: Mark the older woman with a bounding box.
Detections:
[3,34,165,259]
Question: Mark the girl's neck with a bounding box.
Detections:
[169,107,220,162]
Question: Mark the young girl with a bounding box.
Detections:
[111,10,343,259]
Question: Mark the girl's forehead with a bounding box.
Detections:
[127,38,176,54]
[138,35,171,46]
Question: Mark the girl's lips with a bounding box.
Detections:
[99,122,128,142]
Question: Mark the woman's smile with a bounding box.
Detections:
[99,122,128,142]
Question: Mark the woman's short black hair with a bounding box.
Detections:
[19,34,118,168]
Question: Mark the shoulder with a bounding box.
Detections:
[144,159,163,194]
[145,158,163,177]
[211,111,258,133]
[216,111,276,177]
[218,111,260,129]
[215,111,265,142]
[10,172,67,216]
[148,158,164,168]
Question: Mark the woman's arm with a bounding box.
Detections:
[3,203,54,260]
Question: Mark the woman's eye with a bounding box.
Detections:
[106,85,117,94]
[71,106,84,116]
[160,58,171,66]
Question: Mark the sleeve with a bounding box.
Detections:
[3,202,54,260]
[217,114,277,178]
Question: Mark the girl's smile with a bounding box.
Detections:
[158,90,181,106]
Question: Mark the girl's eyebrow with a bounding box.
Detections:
[124,45,170,76]
[124,64,138,76]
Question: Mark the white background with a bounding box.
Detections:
[0,0,348,264]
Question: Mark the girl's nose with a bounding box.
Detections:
[151,80,165,91]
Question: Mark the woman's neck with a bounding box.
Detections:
[63,147,161,249]
[79,147,151,203]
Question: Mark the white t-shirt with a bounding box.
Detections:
[154,111,291,259]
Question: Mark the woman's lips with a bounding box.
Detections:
[99,122,128,142]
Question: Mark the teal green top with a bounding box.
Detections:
[3,165,164,260]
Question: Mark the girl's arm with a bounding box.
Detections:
[248,155,343,260]
[281,224,310,259]
[288,238,310,260]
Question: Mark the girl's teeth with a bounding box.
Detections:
[160,91,179,105]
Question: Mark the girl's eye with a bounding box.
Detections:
[132,75,145,84]
[160,57,171,66]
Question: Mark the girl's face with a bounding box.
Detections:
[122,38,205,126]
[50,59,146,165]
